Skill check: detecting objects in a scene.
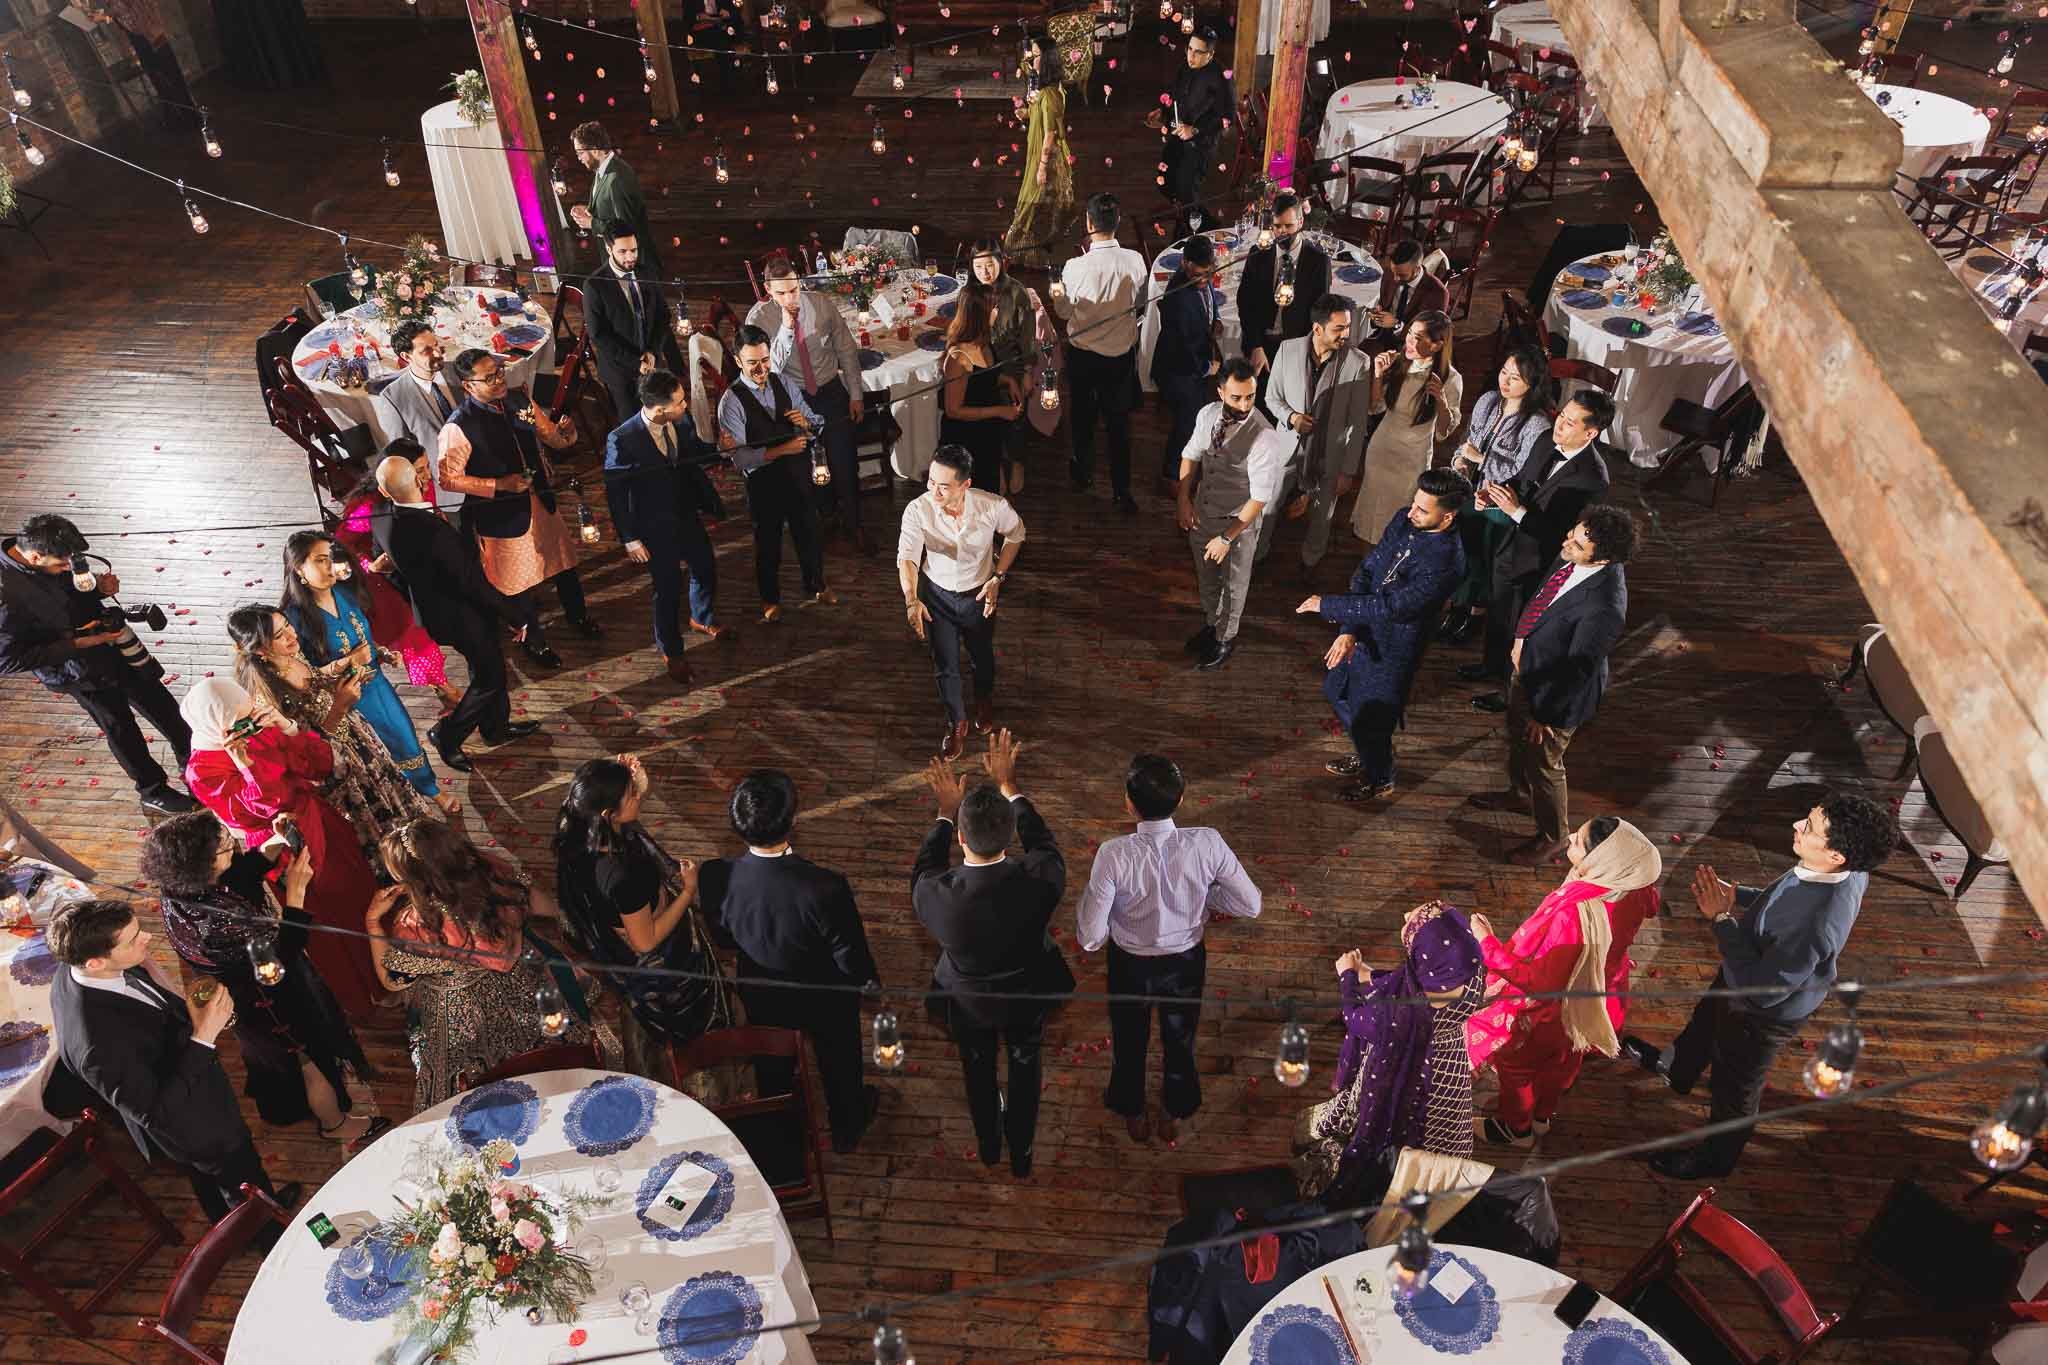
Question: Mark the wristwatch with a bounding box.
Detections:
[1712,911,1736,925]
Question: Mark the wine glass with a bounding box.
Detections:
[574,1233,611,1288]
[621,1280,654,1335]
[591,1157,623,1205]
[320,300,338,324]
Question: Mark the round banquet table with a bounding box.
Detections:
[225,1068,819,1365]
[1543,250,1746,461]
[1954,241,2048,350]
[0,860,95,1159]
[421,99,534,267]
[1490,2,1606,128]
[1221,1243,1683,1365]
[1316,80,1513,210]
[812,267,960,483]
[1137,230,1384,393]
[1867,83,1991,182]
[289,295,555,450]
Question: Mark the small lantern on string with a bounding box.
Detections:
[536,977,572,1039]
[872,1320,914,1365]
[180,181,209,235]
[549,157,571,198]
[1274,1008,1310,1087]
[1159,0,1173,17]
[200,107,222,158]
[571,479,600,542]
[248,934,286,988]
[810,438,832,486]
[892,55,908,91]
[69,554,96,593]
[766,65,781,95]
[872,1009,904,1072]
[14,118,43,167]
[1039,363,1060,410]
[641,41,657,85]
[1857,27,1876,56]
[1803,984,1861,1098]
[1256,202,1275,250]
[1972,1076,2048,1172]
[714,141,731,184]
[1274,248,1296,308]
[870,116,888,155]
[4,52,29,110]
[1997,32,2022,75]
[383,141,401,188]
[1181,11,1196,34]
[2000,262,2044,322]
[1390,1193,1434,1297]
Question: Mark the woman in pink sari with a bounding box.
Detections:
[335,477,462,711]
[1466,816,1662,1146]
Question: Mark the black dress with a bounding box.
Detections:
[158,849,367,1128]
[940,358,1013,495]
[556,826,735,1043]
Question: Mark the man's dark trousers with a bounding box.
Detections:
[1104,941,1205,1120]
[1665,975,1805,1171]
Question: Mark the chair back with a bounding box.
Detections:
[554,282,586,348]
[1994,90,2048,148]
[1498,289,1552,356]
[256,308,316,408]
[1855,625,1931,739]
[144,1184,289,1363]
[1484,39,1524,75]
[1872,49,1924,87]
[667,1026,834,1241]
[1429,206,1497,321]
[1613,1187,1839,1365]
[1497,70,1547,104]
[1548,356,1618,394]
[305,269,374,319]
[1916,724,2009,868]
[744,258,765,302]
[549,336,589,424]
[470,1042,603,1088]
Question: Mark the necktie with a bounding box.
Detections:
[653,420,672,462]
[428,379,452,423]
[623,271,643,335]
[791,305,817,392]
[1395,281,1410,321]
[123,966,178,1014]
[1515,563,1576,639]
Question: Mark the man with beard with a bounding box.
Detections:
[1176,359,1292,671]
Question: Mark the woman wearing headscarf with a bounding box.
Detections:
[1466,817,1663,1145]
[179,676,382,1018]
[1294,901,1486,1205]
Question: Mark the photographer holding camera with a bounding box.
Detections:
[0,513,200,816]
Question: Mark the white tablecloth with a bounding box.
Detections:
[1222,1243,1682,1364]
[1317,80,1513,210]
[1490,2,1607,128]
[422,99,533,268]
[0,861,94,1159]
[290,296,555,449]
[813,268,955,482]
[1869,83,1991,182]
[226,1068,818,1365]
[1137,230,1383,392]
[1543,250,1746,459]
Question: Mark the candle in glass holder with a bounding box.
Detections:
[811,444,833,486]
[858,329,872,347]
[247,936,286,988]
[896,324,911,341]
[857,308,873,329]
[1274,282,1295,307]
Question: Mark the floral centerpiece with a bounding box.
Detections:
[378,1138,601,1362]
[375,235,448,324]
[1637,229,1697,309]
[824,242,900,311]
[448,69,491,130]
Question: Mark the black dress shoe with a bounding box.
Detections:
[1196,637,1236,670]
[1619,1034,1689,1092]
[1184,624,1217,655]
[140,787,202,816]
[1457,662,1498,683]
[1646,1144,1733,1181]
[1339,779,1396,802]
[426,723,474,772]
[1325,754,1361,775]
[1438,605,1475,644]
[1011,1148,1034,1179]
[569,616,604,639]
[1470,691,1508,713]
[521,638,564,668]
[497,720,542,741]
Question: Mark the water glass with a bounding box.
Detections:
[622,1280,654,1335]
[575,1233,611,1287]
[320,300,337,322]
[591,1157,623,1202]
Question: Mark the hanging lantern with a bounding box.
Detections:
[1803,1023,1861,1098]
[536,977,572,1038]
[1998,36,2021,75]
[180,180,209,235]
[1971,1079,2048,1171]
[1857,28,1876,56]
[1159,0,1173,16]
[810,439,832,486]
[200,108,222,158]
[248,935,286,987]
[871,117,887,155]
[1273,1012,1310,1087]
[1181,12,1195,33]
[714,143,730,184]
[892,56,907,91]
[550,158,571,198]
[1274,246,1296,307]
[1391,1194,1434,1298]
[872,1321,914,1365]
[1039,364,1061,410]
[872,1010,904,1071]
[4,51,29,109]
[15,119,43,167]
[572,480,600,542]
[383,140,401,188]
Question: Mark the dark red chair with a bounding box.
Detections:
[1868,49,1925,88]
[140,1183,289,1363]
[1548,356,1619,394]
[0,1109,183,1339]
[1646,382,1761,507]
[552,281,586,350]
[668,1026,834,1245]
[469,1042,604,1088]
[266,369,368,531]
[1493,289,1553,364]
[1610,1186,1838,1364]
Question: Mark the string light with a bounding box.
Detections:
[766,65,781,95]
[1181,12,1196,34]
[1390,1193,1433,1297]
[872,1009,904,1071]
[382,140,401,188]
[1858,27,1877,56]
[892,56,908,91]
[13,115,42,167]
[536,976,572,1038]
[1998,39,2020,75]
[870,116,887,155]
[1274,1007,1310,1087]
[641,40,657,85]
[1971,1077,2047,1171]
[572,479,600,542]
[3,51,27,110]
[248,934,286,987]
[713,141,730,184]
[179,179,208,235]
[1804,983,1861,1098]
[1039,365,1060,410]
[1274,247,1296,307]
[199,106,221,158]
[1313,56,1331,77]
[872,1320,914,1364]
[549,157,571,198]
[1159,0,1173,17]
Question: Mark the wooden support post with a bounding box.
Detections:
[641,0,682,126]
[1260,0,1312,186]
[464,0,559,270]
[1234,0,1263,101]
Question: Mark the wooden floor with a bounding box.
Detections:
[1,13,2043,1363]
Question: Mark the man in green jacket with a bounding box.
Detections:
[568,121,663,283]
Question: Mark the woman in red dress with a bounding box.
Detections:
[178,677,383,1019]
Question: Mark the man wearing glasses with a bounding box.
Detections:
[1147,26,1234,234]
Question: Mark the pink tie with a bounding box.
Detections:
[1515,563,1575,639]
[792,305,817,393]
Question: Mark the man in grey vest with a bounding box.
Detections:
[1259,295,1371,578]
[1620,791,1896,1179]
[368,321,465,519]
[1176,359,1290,671]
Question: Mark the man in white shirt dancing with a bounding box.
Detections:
[1048,192,1148,514]
[899,445,1027,760]
[1078,754,1261,1143]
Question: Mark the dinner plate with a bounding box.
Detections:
[635,1150,736,1242]
[444,1078,542,1152]
[1247,1303,1356,1364]
[658,1271,763,1365]
[1562,1316,1675,1365]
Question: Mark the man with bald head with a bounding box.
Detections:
[369,441,536,770]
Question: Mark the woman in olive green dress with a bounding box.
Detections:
[1003,32,1077,267]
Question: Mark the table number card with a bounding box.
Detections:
[871,291,897,327]
[1430,1258,1477,1305]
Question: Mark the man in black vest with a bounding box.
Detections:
[715,325,838,625]
[438,348,603,669]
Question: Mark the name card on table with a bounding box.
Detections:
[1431,1259,1477,1304]
[870,291,897,327]
[643,1158,720,1233]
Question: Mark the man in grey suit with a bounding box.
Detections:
[1259,295,1371,577]
[1620,791,1896,1179]
[368,320,464,515]
[746,256,872,554]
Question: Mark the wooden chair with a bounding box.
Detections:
[140,1183,288,1363]
[1611,1186,1839,1364]
[1483,38,1524,80]
[1494,69,1546,105]
[1644,382,1759,507]
[304,268,375,319]
[1548,356,1618,394]
[470,1042,604,1088]
[1837,625,1931,781]
[851,386,901,490]
[266,363,369,529]
[1493,289,1552,364]
[1833,1179,2025,1362]
[1869,49,1925,88]
[1913,721,2011,899]
[1427,205,1498,322]
[1329,152,1410,255]
[0,1110,184,1340]
[1992,90,2048,155]
[552,281,586,351]
[1228,91,1267,199]
[1906,155,2021,255]
[668,1026,834,1244]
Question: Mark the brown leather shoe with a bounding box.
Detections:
[760,604,783,625]
[665,654,694,687]
[1124,1112,1152,1143]
[971,696,995,735]
[690,619,736,643]
[1505,835,1568,866]
[939,720,969,760]
[808,588,841,607]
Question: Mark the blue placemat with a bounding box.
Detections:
[916,331,948,353]
[658,1270,762,1365]
[1395,1250,1501,1353]
[1335,262,1382,285]
[303,322,352,349]
[9,934,56,987]
[1601,315,1652,339]
[498,322,548,346]
[636,1151,736,1242]
[444,1078,542,1154]
[1247,1303,1356,1363]
[1157,250,1183,273]
[1560,289,1610,311]
[1573,262,1611,282]
[323,1230,417,1322]
[0,1028,49,1088]
[1673,312,1721,337]
[1562,1316,1674,1365]
[858,347,888,370]
[563,1074,658,1157]
[935,300,957,321]
[926,274,959,297]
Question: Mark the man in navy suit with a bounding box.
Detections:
[1468,504,1635,864]
[603,369,728,689]
[1148,234,1221,489]
[1300,468,1470,803]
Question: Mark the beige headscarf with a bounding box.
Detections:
[1558,819,1663,1057]
[179,677,254,752]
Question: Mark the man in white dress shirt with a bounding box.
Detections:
[1176,359,1290,671]
[1048,192,1148,514]
[899,445,1026,760]
[1077,754,1261,1143]
[745,256,873,554]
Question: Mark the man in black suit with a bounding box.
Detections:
[697,770,882,1153]
[371,443,538,770]
[1468,505,1635,864]
[1237,193,1331,388]
[1464,388,1616,699]
[583,223,686,427]
[1147,25,1234,233]
[44,899,299,1224]
[603,369,729,689]
[1365,240,1451,353]
[912,730,1071,1178]
[1149,234,1222,489]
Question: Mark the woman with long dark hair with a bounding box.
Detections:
[141,810,386,1147]
[553,754,735,1043]
[365,817,613,1109]
[1352,310,1463,545]
[1001,32,1076,266]
[1442,343,1551,641]
[334,470,463,712]
[941,283,1026,496]
[278,531,452,809]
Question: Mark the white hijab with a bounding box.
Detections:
[1559,819,1663,1057]
[179,677,253,752]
